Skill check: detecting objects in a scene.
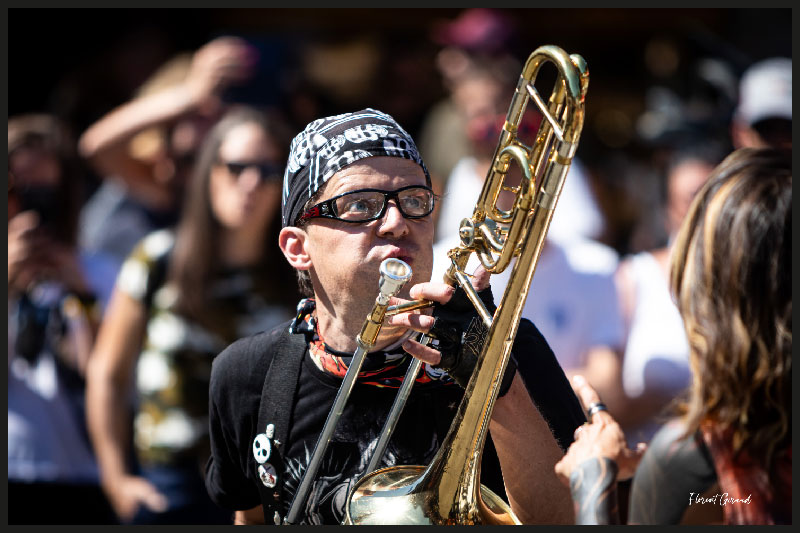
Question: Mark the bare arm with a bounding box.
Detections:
[79,82,203,161]
[390,269,579,523]
[78,81,200,209]
[566,457,620,524]
[85,286,166,521]
[554,377,648,524]
[490,373,575,524]
[78,36,254,208]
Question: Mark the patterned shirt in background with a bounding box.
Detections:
[116,229,292,468]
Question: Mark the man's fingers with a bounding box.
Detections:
[402,338,441,366]
[409,282,455,304]
[386,312,435,332]
[386,296,434,316]
[470,264,491,291]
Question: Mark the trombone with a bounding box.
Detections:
[345,44,589,525]
[283,258,413,525]
[286,44,588,525]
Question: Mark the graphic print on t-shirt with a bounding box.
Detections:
[280,335,457,526]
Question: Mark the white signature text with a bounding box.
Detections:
[688,492,752,506]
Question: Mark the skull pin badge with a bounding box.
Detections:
[253,433,272,464]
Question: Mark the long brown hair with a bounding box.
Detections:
[670,148,791,473]
[166,106,297,328]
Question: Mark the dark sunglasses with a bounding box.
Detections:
[220,160,283,183]
[299,185,435,224]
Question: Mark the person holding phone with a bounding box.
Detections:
[8,113,117,524]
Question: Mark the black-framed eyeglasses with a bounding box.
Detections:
[219,160,283,184]
[299,185,435,223]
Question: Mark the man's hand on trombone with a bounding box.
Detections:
[386,266,493,387]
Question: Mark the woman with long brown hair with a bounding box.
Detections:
[554,147,791,525]
[85,106,299,524]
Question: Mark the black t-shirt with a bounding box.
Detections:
[206,318,585,524]
[285,352,472,524]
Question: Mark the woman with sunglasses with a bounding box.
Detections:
[85,106,300,524]
[78,36,257,280]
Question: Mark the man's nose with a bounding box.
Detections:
[377,200,409,238]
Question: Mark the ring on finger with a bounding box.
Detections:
[587,402,608,421]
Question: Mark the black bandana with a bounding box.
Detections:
[281,108,430,227]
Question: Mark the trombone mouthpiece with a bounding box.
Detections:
[378,258,412,302]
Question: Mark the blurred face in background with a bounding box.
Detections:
[8,138,63,224]
[209,122,282,235]
[459,72,540,211]
[132,114,221,212]
[666,158,715,238]
[9,141,61,189]
[460,73,507,160]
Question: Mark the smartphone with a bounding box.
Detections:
[16,184,60,231]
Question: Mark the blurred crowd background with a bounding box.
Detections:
[10,8,791,253]
[7,7,791,525]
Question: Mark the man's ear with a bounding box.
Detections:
[279,226,312,270]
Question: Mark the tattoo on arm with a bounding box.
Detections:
[569,457,620,525]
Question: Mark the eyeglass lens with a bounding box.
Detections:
[333,187,433,221]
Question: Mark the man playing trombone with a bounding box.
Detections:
[205,108,586,525]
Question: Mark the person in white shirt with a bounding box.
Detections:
[611,145,723,445]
